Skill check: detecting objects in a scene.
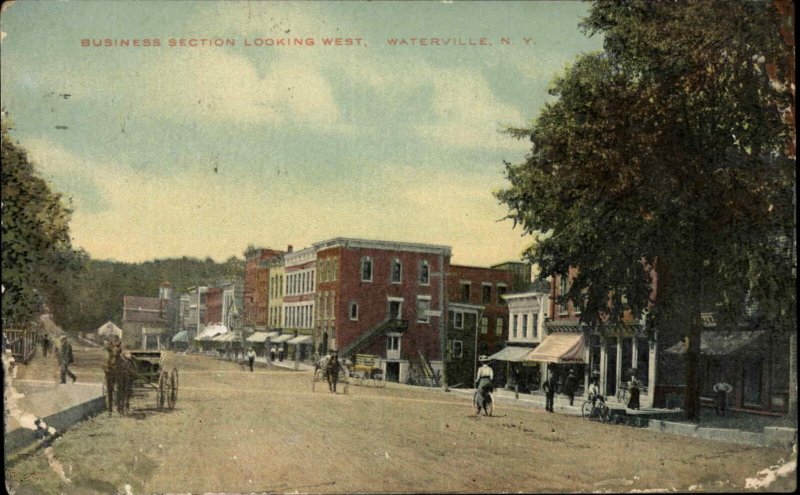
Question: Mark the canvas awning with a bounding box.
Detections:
[271,334,294,343]
[246,332,271,343]
[287,335,312,345]
[171,330,188,343]
[666,330,766,356]
[195,324,228,341]
[528,333,586,364]
[212,333,237,343]
[487,346,535,362]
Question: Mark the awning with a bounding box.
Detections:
[487,346,535,362]
[171,330,188,343]
[271,334,294,343]
[195,324,228,341]
[247,332,271,343]
[528,333,586,364]
[212,333,237,343]
[288,335,312,345]
[666,330,766,356]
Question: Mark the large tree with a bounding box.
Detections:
[497,0,794,421]
[1,117,85,329]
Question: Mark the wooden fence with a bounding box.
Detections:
[3,329,37,364]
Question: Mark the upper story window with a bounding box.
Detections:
[512,314,518,338]
[496,284,507,303]
[496,317,504,336]
[460,282,471,303]
[416,296,431,323]
[532,314,539,338]
[418,260,430,285]
[391,259,402,283]
[350,302,358,321]
[361,257,373,282]
[481,284,492,304]
[331,257,338,281]
[522,314,528,338]
[453,311,464,329]
[560,275,570,314]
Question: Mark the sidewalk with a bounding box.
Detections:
[447,386,797,448]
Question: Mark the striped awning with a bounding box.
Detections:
[246,332,271,343]
[212,333,237,343]
[271,334,294,343]
[288,335,312,345]
[487,346,535,363]
[528,333,585,364]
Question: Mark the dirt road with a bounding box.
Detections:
[5,351,794,494]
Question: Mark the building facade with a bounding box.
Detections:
[313,238,451,384]
[282,246,316,360]
[499,290,549,391]
[243,247,284,331]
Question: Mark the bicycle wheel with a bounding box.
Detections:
[581,401,592,418]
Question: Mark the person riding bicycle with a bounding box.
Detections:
[475,356,494,393]
[587,377,604,408]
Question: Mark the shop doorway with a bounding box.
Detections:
[386,361,400,382]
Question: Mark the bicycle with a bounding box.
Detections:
[581,395,611,422]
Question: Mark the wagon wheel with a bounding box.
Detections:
[168,368,178,408]
[157,371,167,410]
[581,401,593,419]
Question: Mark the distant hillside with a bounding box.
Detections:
[50,256,244,333]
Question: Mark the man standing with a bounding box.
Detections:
[269,345,276,363]
[713,380,733,416]
[543,370,557,412]
[278,344,285,362]
[41,334,51,358]
[246,347,256,372]
[564,369,578,406]
[58,336,77,384]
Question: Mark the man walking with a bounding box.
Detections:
[246,347,256,372]
[564,369,578,406]
[58,336,77,384]
[41,334,51,358]
[543,370,557,412]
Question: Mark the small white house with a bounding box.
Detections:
[97,321,123,339]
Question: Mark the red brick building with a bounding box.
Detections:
[313,238,451,383]
[243,247,285,330]
[205,287,223,325]
[446,264,513,357]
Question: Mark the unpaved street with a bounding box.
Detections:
[5,351,794,494]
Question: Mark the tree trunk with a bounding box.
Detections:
[684,315,702,422]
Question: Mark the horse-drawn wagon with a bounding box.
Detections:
[349,353,386,388]
[104,349,178,415]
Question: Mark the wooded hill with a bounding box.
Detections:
[49,256,244,334]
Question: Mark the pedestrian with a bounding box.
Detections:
[543,370,557,412]
[278,344,285,362]
[58,336,77,384]
[270,345,277,362]
[512,365,521,398]
[713,380,733,416]
[246,347,256,372]
[627,371,641,410]
[325,351,342,393]
[564,369,578,406]
[41,334,51,358]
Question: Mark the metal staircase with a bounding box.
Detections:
[339,318,409,358]
[417,350,439,387]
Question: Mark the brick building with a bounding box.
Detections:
[312,238,451,384]
[122,282,175,350]
[243,247,285,331]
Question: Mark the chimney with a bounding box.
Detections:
[287,245,293,253]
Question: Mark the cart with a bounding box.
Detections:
[109,351,178,414]
[349,354,386,388]
[311,356,349,394]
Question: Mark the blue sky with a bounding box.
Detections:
[1,0,601,265]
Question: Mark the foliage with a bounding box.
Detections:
[496,0,794,419]
[1,120,84,328]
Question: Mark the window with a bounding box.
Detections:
[512,315,518,338]
[454,311,464,329]
[522,314,528,338]
[496,317,504,336]
[496,284,507,302]
[480,317,488,335]
[419,260,430,284]
[416,297,431,323]
[350,302,359,321]
[482,284,492,304]
[387,335,400,351]
[560,275,569,314]
[460,282,471,303]
[532,314,539,338]
[331,258,338,281]
[329,292,335,320]
[452,340,463,359]
[361,257,373,282]
[391,259,402,283]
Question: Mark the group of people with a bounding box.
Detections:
[38,334,77,384]
[268,344,286,362]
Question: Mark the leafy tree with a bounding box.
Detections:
[1,117,85,329]
[497,0,794,421]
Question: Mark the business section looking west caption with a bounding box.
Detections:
[81,37,536,48]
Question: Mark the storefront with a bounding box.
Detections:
[529,328,586,396]
[487,345,542,392]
